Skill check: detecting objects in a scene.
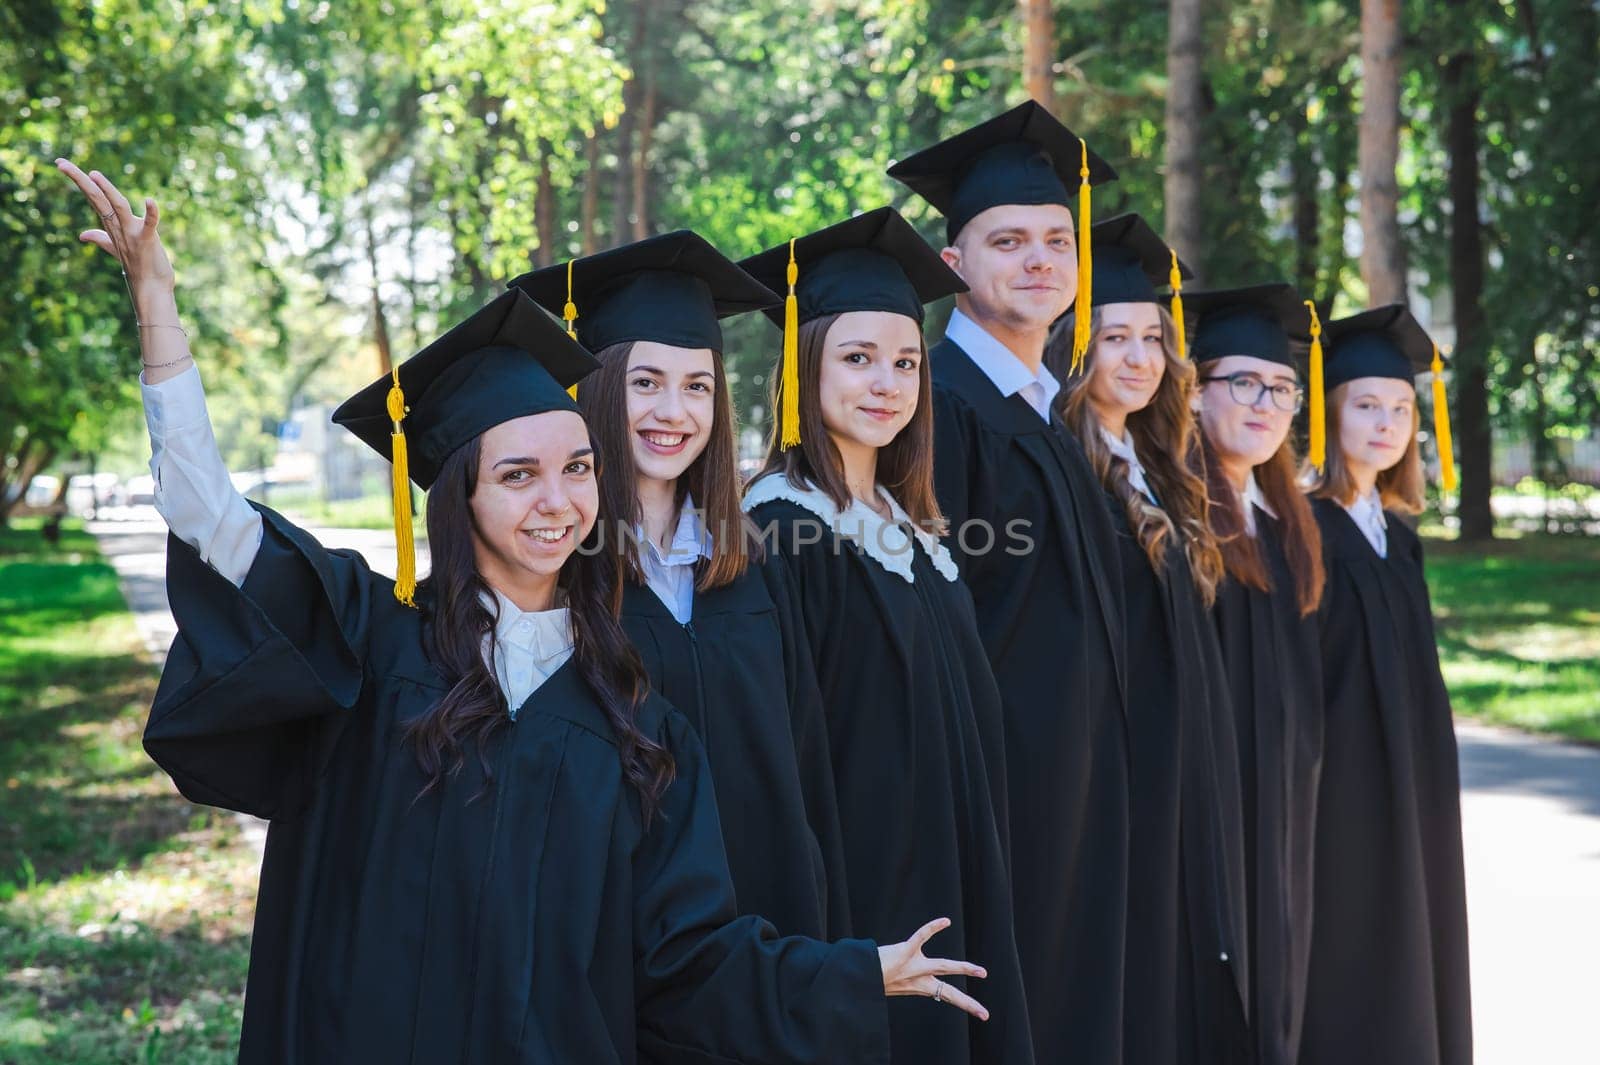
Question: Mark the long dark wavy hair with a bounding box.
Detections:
[1048,303,1225,604]
[757,312,945,533]
[578,340,760,590]
[402,433,674,823]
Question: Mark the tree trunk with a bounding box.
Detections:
[1020,0,1056,113]
[631,0,657,240]
[1289,103,1320,296]
[1164,0,1205,277]
[363,200,394,377]
[535,144,556,268]
[1358,0,1407,305]
[581,131,600,254]
[613,93,637,241]
[1444,26,1493,540]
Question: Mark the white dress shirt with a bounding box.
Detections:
[141,363,573,712]
[943,307,1061,422]
[635,495,713,624]
[1100,426,1158,505]
[1242,472,1277,536]
[1342,488,1389,558]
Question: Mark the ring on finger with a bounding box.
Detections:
[933,981,943,1003]
[100,213,115,223]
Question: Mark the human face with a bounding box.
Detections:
[1337,376,1416,482]
[469,410,598,607]
[942,203,1078,332]
[1085,302,1166,431]
[624,341,716,487]
[816,311,923,456]
[1198,355,1299,473]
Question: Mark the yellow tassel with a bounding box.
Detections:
[1168,249,1187,360]
[779,238,801,449]
[1431,342,1458,492]
[1305,300,1325,472]
[1070,138,1093,374]
[386,369,417,608]
[563,259,579,400]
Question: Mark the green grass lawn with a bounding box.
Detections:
[0,519,255,1064]
[1425,533,1600,743]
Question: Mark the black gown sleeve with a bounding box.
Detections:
[758,554,854,939]
[634,710,891,1065]
[143,504,380,820]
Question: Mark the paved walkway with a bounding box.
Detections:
[87,513,1598,1063]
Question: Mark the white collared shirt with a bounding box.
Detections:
[482,589,575,717]
[1100,426,1158,505]
[943,307,1061,422]
[636,495,713,624]
[1343,488,1389,558]
[142,362,573,714]
[1242,473,1277,536]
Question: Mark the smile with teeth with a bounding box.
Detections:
[523,526,572,544]
[640,430,689,449]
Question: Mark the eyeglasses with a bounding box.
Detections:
[1199,372,1305,413]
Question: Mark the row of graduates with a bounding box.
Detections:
[59,97,1469,1065]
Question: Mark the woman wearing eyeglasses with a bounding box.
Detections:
[1044,216,1249,1065]
[1187,284,1326,1065]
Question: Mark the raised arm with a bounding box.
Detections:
[56,159,261,584]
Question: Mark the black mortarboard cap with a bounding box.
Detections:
[1089,213,1192,306]
[738,206,967,327]
[1322,303,1435,389]
[1186,282,1314,369]
[886,100,1118,245]
[508,230,778,352]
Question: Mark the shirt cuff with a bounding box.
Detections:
[142,362,210,441]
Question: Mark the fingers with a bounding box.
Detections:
[89,169,135,226]
[905,916,951,953]
[56,159,115,219]
[78,230,117,256]
[144,197,160,233]
[929,980,989,1022]
[922,957,988,981]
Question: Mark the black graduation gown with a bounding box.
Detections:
[929,339,1129,1065]
[1299,499,1472,1065]
[1102,489,1250,1065]
[1211,508,1324,1065]
[620,568,848,939]
[747,485,1034,1065]
[143,505,891,1065]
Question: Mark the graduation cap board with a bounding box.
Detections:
[1089,213,1195,357]
[738,205,967,449]
[1320,303,1456,489]
[508,230,778,355]
[332,288,599,604]
[887,99,1119,367]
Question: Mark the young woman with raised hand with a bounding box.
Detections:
[1298,304,1472,1065]
[1187,282,1325,1065]
[1046,214,1249,1065]
[57,158,986,1065]
[511,233,848,942]
[738,206,1033,1065]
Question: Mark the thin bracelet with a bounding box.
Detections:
[142,352,193,369]
[137,322,189,336]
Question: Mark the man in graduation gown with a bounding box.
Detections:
[889,101,1131,1065]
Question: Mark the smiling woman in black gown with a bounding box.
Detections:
[739,206,1033,1065]
[56,159,988,1065]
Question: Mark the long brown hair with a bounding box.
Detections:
[403,433,674,823]
[1306,380,1425,515]
[756,312,944,533]
[1049,303,1225,604]
[578,340,758,590]
[1198,417,1326,617]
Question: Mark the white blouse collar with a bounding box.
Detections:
[1242,472,1277,534]
[1100,425,1158,505]
[742,474,959,584]
[483,588,574,663]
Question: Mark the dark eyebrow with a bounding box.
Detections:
[629,364,714,380]
[491,447,594,470]
[836,339,878,349]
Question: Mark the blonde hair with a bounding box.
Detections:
[1049,303,1225,604]
[1306,381,1425,515]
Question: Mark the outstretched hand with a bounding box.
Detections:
[55,159,174,292]
[878,917,990,1021]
